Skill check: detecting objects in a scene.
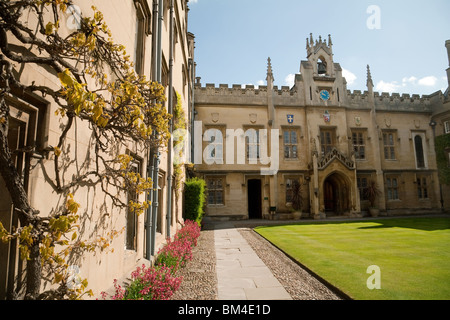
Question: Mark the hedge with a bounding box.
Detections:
[183,177,206,225]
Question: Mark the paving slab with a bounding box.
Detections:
[244,286,293,300]
[214,222,292,300]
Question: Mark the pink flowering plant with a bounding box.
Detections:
[111,265,182,300]
[155,220,201,273]
[101,220,201,300]
[174,220,201,247]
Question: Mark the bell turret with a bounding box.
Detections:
[306,33,334,77]
[318,61,327,75]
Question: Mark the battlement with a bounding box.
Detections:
[347,89,435,101]
[196,83,295,94]
[346,90,433,112]
[194,82,297,106]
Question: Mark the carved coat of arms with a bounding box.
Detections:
[287,114,294,124]
[323,110,331,123]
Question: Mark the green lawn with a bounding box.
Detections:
[254,217,450,300]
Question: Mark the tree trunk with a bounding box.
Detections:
[24,242,42,300]
[0,129,35,222]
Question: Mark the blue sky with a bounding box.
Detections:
[188,0,450,95]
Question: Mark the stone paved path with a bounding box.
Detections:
[214,222,292,300]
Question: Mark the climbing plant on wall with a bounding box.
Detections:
[435,134,450,185]
[173,91,187,195]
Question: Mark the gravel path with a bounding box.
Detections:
[171,223,343,300]
[237,227,341,300]
[170,228,218,300]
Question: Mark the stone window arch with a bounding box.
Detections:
[414,135,425,168]
[412,132,428,169]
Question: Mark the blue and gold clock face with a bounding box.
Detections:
[319,89,330,101]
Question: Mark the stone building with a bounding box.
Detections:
[194,34,450,221]
[0,0,195,299]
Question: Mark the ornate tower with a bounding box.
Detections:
[300,34,345,107]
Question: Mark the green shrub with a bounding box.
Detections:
[435,134,450,185]
[184,178,206,225]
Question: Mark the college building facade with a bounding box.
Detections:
[1,0,449,300]
[0,0,195,299]
[194,35,450,221]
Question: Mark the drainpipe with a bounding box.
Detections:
[188,58,195,165]
[145,0,159,262]
[156,0,163,83]
[166,0,174,239]
[149,0,164,256]
[150,147,160,257]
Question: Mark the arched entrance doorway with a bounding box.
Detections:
[323,172,351,215]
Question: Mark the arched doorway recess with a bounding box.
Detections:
[323,172,351,215]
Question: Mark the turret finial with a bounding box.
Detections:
[367,64,374,92]
[266,57,274,82]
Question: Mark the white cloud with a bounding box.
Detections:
[376,80,401,93]
[189,0,198,3]
[284,74,295,87]
[401,75,438,87]
[376,75,440,93]
[402,76,417,85]
[342,68,357,86]
[418,76,437,87]
[256,80,265,86]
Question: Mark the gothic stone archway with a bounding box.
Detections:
[323,172,351,215]
[312,148,360,219]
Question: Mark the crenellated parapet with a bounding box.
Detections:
[346,90,433,113]
[194,82,298,106]
[195,82,436,112]
[194,83,267,106]
[345,90,372,108]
